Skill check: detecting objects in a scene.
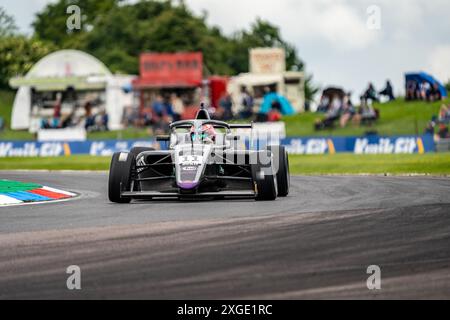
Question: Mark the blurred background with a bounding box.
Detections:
[0,0,449,173]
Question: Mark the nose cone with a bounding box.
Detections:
[178,181,199,190]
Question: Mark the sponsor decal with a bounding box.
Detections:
[354,137,418,154]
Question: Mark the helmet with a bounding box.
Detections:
[190,124,216,143]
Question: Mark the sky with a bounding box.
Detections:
[1,0,450,100]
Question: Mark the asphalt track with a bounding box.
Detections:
[0,171,449,299]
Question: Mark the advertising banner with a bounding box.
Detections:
[0,135,435,158]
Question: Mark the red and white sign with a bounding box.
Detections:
[134,52,203,88]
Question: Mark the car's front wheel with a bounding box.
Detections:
[251,150,278,201]
[267,145,290,197]
[108,152,135,203]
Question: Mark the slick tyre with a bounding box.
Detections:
[108,152,135,203]
[267,145,290,197]
[251,150,277,201]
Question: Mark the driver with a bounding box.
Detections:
[190,124,217,144]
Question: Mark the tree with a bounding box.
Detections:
[0,6,18,37]
[0,36,55,88]
[230,18,304,73]
[32,0,119,49]
[32,0,318,100]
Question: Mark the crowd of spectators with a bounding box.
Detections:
[121,86,291,134]
[406,80,442,102]
[314,81,393,131]
[122,93,186,135]
[40,97,109,132]
[425,103,450,140]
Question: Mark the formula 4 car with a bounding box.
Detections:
[108,107,290,203]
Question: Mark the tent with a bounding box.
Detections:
[321,87,346,100]
[9,50,135,131]
[260,93,295,115]
[405,72,448,97]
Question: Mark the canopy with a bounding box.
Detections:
[405,72,447,97]
[322,87,346,100]
[260,93,295,115]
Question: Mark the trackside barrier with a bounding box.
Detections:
[0,135,436,158]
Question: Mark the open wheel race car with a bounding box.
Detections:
[108,108,290,203]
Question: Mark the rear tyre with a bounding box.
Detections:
[267,145,290,197]
[251,151,277,201]
[108,152,135,203]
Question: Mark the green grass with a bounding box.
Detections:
[289,153,450,175]
[0,90,35,140]
[87,127,153,140]
[0,154,449,175]
[1,88,448,139]
[284,98,449,137]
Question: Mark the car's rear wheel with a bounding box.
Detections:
[251,151,277,201]
[108,152,135,203]
[267,145,290,197]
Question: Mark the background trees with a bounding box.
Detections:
[0,6,54,88]
[3,0,317,100]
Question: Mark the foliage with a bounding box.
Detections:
[0,6,17,37]
[32,0,317,98]
[0,36,55,88]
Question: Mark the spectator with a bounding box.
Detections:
[406,80,419,101]
[170,93,184,122]
[268,99,282,122]
[420,81,431,100]
[314,95,342,130]
[84,102,96,131]
[151,95,172,133]
[379,80,395,101]
[152,95,165,120]
[362,83,379,102]
[42,96,63,129]
[139,104,153,127]
[339,94,356,128]
[424,121,435,135]
[438,104,450,123]
[219,93,234,121]
[429,83,442,102]
[122,105,139,128]
[353,97,379,126]
[316,95,330,113]
[239,87,254,119]
[437,123,449,139]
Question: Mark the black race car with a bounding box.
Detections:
[108,108,289,203]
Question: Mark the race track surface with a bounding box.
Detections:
[0,171,449,299]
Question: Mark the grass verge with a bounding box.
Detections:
[0,154,449,175]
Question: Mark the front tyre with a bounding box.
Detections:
[267,145,290,197]
[108,152,135,203]
[251,150,277,201]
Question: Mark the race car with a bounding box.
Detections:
[108,107,290,203]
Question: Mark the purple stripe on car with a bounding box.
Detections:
[178,182,199,190]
